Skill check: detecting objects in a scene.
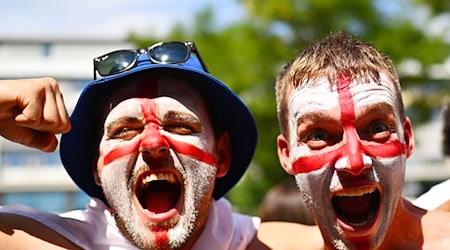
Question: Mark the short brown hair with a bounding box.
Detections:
[275,31,404,139]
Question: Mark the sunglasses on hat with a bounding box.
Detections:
[93,41,208,80]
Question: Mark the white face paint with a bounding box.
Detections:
[97,76,220,249]
[287,73,409,248]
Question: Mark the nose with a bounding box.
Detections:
[139,124,170,158]
[335,128,372,175]
[335,154,372,175]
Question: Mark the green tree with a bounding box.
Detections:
[129,0,450,215]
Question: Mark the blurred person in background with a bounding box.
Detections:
[260,178,315,225]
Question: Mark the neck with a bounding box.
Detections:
[378,198,425,249]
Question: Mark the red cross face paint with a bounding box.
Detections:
[96,76,220,250]
[284,73,411,248]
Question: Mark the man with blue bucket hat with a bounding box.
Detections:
[1,41,262,249]
[0,41,322,249]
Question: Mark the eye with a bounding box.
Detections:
[301,129,334,149]
[164,123,200,135]
[362,120,394,142]
[111,126,143,140]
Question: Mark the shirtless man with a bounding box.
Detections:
[275,31,450,249]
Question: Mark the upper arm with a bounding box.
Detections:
[0,213,82,250]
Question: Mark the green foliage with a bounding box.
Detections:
[128,0,450,215]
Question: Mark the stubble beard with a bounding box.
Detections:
[100,157,217,250]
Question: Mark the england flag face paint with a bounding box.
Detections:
[96,76,225,250]
[284,73,411,248]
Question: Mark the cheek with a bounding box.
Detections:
[98,133,141,167]
[375,155,406,175]
[291,146,338,174]
[170,140,217,165]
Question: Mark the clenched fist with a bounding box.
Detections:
[0,77,71,152]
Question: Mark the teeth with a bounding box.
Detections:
[335,187,376,197]
[141,172,177,187]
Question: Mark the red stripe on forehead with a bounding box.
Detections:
[171,141,217,165]
[140,98,216,165]
[140,97,157,123]
[338,73,365,170]
[337,72,355,124]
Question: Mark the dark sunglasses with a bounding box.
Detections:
[93,41,208,80]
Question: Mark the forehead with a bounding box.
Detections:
[288,73,399,115]
[103,74,208,115]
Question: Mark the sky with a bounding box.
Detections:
[0,0,246,39]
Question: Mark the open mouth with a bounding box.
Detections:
[331,187,380,227]
[136,172,182,214]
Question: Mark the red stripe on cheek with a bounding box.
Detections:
[292,141,406,174]
[103,142,140,166]
[102,140,218,167]
[171,141,217,165]
[293,149,339,173]
[364,141,407,157]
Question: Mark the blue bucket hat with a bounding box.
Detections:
[60,51,257,202]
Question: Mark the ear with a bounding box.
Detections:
[94,158,102,186]
[403,117,415,158]
[215,132,231,178]
[277,134,295,175]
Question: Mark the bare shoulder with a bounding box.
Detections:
[435,199,450,212]
[247,221,323,250]
[0,213,82,250]
[421,210,450,248]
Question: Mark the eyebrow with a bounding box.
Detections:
[106,117,143,132]
[164,110,199,122]
[297,111,336,124]
[358,103,394,117]
[297,103,394,124]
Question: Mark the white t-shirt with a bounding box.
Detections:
[0,197,259,249]
[413,178,450,210]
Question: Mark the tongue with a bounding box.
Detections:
[142,182,178,214]
[333,193,372,223]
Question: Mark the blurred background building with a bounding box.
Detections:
[0,37,131,212]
